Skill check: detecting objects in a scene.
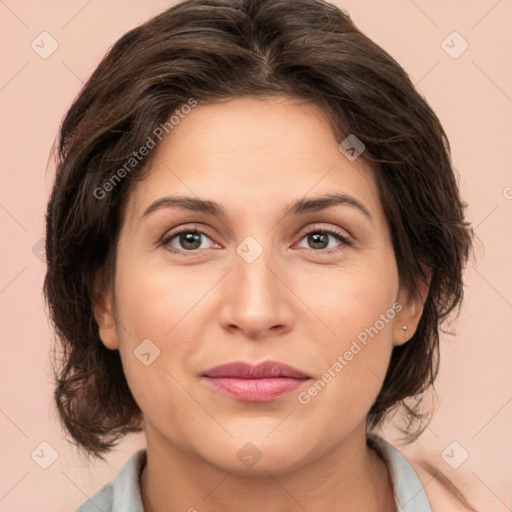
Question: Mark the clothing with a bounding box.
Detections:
[74,437,432,512]
[370,436,433,512]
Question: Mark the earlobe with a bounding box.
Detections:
[393,263,432,346]
[91,272,120,350]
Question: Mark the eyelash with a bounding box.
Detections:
[160,223,351,257]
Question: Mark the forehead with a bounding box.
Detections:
[122,96,384,228]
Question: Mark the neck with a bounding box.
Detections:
[140,423,396,512]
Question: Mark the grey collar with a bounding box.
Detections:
[97,437,432,512]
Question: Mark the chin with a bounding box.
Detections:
[217,452,308,477]
[198,435,317,476]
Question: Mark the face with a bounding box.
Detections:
[94,96,424,475]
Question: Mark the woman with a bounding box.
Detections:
[44,0,475,510]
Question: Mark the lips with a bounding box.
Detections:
[200,361,311,402]
[201,360,310,379]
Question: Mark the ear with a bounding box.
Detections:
[91,269,120,350]
[393,263,432,346]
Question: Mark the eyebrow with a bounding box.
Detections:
[141,193,372,221]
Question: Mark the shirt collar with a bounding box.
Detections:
[109,437,432,512]
[369,435,433,512]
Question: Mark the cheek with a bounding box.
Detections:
[294,252,399,404]
[111,257,210,412]
[294,253,399,347]
[113,255,204,342]
[297,306,396,444]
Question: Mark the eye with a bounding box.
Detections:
[162,226,218,255]
[160,223,351,257]
[296,225,351,254]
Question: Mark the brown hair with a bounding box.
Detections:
[44,0,473,466]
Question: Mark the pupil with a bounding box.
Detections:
[309,232,328,249]
[181,232,201,250]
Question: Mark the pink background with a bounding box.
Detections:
[1,1,511,511]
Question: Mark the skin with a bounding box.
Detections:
[93,96,429,512]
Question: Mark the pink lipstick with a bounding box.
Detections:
[200,360,311,401]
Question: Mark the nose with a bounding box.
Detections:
[217,249,295,340]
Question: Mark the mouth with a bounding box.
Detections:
[200,360,312,402]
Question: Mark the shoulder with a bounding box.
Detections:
[72,449,146,512]
[410,458,478,512]
[74,483,113,512]
[369,436,478,512]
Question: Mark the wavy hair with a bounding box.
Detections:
[44,0,473,475]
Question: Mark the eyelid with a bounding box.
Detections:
[295,223,351,243]
[293,223,352,254]
[162,223,216,241]
[160,222,352,256]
